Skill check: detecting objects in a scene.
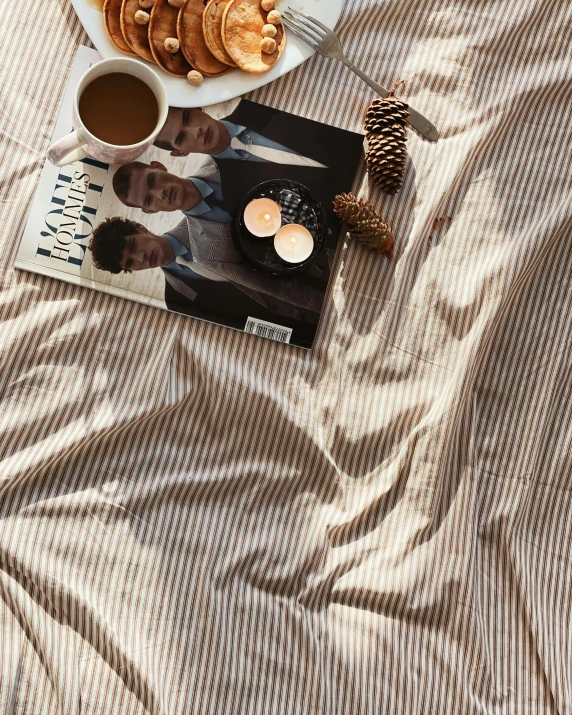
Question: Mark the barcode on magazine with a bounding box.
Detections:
[244,317,292,344]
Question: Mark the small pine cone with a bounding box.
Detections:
[364,86,409,194]
[333,193,394,258]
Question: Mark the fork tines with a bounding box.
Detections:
[283,8,329,51]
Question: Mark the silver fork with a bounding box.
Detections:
[282,8,439,142]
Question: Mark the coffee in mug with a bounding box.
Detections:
[79,73,159,146]
[46,57,168,167]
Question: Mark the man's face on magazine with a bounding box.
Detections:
[119,232,172,272]
[155,108,226,156]
[128,162,188,214]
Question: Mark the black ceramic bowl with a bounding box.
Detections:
[231,179,327,276]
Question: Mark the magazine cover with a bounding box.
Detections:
[15,46,364,349]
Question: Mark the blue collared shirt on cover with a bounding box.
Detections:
[183,177,232,224]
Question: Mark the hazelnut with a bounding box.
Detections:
[134,9,150,23]
[261,23,277,38]
[261,0,274,9]
[168,0,184,6]
[260,37,277,53]
[164,37,180,53]
[267,9,281,24]
[138,0,154,7]
[187,70,204,87]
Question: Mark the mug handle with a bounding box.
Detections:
[47,131,88,167]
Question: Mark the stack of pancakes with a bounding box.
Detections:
[103,0,286,79]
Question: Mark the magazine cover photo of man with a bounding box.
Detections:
[153,100,329,168]
[112,160,231,223]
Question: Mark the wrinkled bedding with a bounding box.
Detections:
[1,0,571,713]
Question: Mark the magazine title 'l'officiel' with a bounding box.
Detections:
[37,158,109,268]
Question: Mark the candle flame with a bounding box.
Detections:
[263,213,271,221]
[291,237,296,243]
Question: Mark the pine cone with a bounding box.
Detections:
[334,192,394,258]
[364,86,410,194]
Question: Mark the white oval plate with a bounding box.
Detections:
[72,0,343,107]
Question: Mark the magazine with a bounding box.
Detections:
[15,46,364,349]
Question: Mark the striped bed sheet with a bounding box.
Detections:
[1,0,571,713]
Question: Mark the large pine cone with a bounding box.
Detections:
[334,192,394,258]
[364,92,410,194]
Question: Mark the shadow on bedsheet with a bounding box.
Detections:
[336,158,419,340]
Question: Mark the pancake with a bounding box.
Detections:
[149,0,193,76]
[104,0,137,55]
[222,0,285,73]
[121,0,155,63]
[203,0,236,67]
[177,0,230,77]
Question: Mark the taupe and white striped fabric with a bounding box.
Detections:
[1,1,571,713]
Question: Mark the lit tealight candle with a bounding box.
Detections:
[243,198,282,237]
[274,224,314,263]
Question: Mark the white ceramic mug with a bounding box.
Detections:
[47,57,169,167]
